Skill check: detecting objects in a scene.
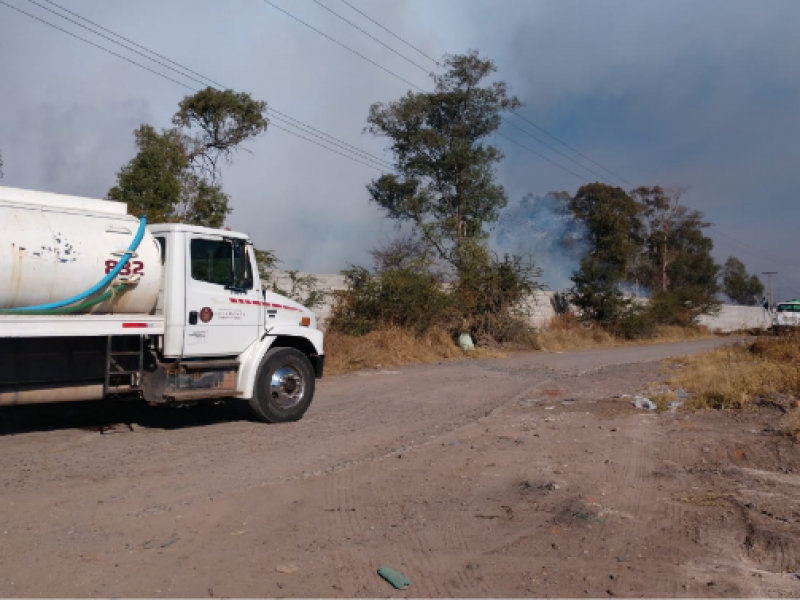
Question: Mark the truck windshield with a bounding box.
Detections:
[777,304,800,313]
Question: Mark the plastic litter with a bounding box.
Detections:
[632,397,657,410]
[276,564,299,574]
[377,567,412,590]
[458,333,475,352]
[667,401,684,410]
[676,389,690,399]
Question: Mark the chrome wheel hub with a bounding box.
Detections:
[269,366,305,410]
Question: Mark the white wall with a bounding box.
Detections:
[278,271,771,333]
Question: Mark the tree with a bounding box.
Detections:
[108,87,268,227]
[365,50,521,268]
[568,183,642,323]
[722,257,764,305]
[570,183,642,280]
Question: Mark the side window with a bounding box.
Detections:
[232,242,254,291]
[191,239,233,286]
[189,238,254,290]
[154,236,166,265]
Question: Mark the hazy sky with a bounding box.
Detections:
[2,0,799,297]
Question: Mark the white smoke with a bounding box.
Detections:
[494,191,588,291]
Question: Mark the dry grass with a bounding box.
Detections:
[662,334,800,414]
[537,313,715,352]
[325,326,506,376]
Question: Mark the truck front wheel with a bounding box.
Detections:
[249,348,315,423]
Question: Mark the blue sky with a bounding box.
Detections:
[1,0,799,297]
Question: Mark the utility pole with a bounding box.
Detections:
[763,271,778,310]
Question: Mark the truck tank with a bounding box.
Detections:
[0,186,162,314]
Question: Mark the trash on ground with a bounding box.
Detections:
[667,401,684,410]
[377,567,412,589]
[458,333,475,352]
[632,397,657,410]
[676,389,690,399]
[276,564,299,574]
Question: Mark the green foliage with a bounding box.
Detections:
[173,88,268,180]
[365,50,521,267]
[254,248,327,310]
[329,235,540,347]
[108,87,268,227]
[570,256,630,325]
[272,270,328,311]
[329,265,456,336]
[569,183,642,326]
[722,256,764,305]
[568,183,722,335]
[570,183,642,280]
[453,241,541,343]
[254,248,279,282]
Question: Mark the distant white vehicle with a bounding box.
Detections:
[773,299,800,333]
[0,186,323,422]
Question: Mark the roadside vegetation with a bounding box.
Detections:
[101,56,767,371]
[658,332,800,441]
[537,313,714,352]
[327,51,541,354]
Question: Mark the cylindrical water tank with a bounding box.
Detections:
[0,187,162,314]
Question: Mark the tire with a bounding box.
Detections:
[248,347,315,423]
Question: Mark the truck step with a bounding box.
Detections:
[164,389,242,401]
[180,360,240,370]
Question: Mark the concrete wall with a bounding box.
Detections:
[270,271,769,333]
[698,305,771,332]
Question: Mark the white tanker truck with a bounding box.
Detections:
[0,186,324,422]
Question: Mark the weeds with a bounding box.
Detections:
[663,332,800,412]
[325,326,505,376]
[537,313,713,352]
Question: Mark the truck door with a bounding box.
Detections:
[183,235,261,357]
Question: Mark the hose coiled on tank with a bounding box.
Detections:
[0,216,147,314]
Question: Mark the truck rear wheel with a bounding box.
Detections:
[249,348,315,423]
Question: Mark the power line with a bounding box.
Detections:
[42,0,226,88]
[339,0,440,65]
[509,111,635,188]
[500,118,611,184]
[5,0,394,172]
[268,113,393,169]
[269,123,384,172]
[497,132,589,182]
[264,0,603,184]
[709,225,800,268]
[326,0,634,187]
[0,0,196,91]
[311,0,430,74]
[28,0,220,90]
[263,0,425,91]
[511,112,636,187]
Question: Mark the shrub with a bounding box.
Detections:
[328,266,457,336]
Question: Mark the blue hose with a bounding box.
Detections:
[5,216,147,313]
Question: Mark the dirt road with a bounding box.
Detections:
[0,338,798,597]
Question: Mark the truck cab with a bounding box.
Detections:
[773,299,800,334]
[143,224,324,422]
